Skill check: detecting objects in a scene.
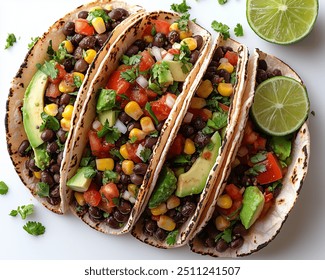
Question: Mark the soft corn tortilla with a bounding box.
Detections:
[5,0,144,214]
[64,11,212,234]
[131,36,249,248]
[190,49,310,257]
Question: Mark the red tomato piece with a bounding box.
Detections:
[218,199,242,220]
[168,134,185,158]
[145,88,158,100]
[218,102,230,112]
[150,93,176,122]
[106,70,132,95]
[84,188,101,207]
[100,183,120,207]
[256,152,283,185]
[224,51,238,66]
[48,63,66,84]
[45,83,61,98]
[143,20,171,37]
[139,50,155,72]
[75,18,95,36]
[253,136,267,152]
[88,130,114,158]
[225,184,243,201]
[129,86,148,108]
[126,142,142,163]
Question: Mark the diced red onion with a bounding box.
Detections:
[136,144,145,161]
[220,57,229,64]
[151,46,162,61]
[129,197,136,204]
[136,75,149,89]
[183,112,194,123]
[92,120,102,131]
[166,94,176,108]
[163,52,174,61]
[122,190,131,200]
[172,42,181,50]
[114,119,127,134]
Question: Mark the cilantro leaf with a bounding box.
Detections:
[28,37,40,50]
[84,167,97,179]
[121,68,139,83]
[250,151,267,164]
[97,120,121,144]
[0,181,9,195]
[166,229,179,246]
[23,221,46,236]
[37,182,50,198]
[73,74,83,88]
[5,33,17,49]
[87,9,111,23]
[110,148,124,161]
[102,170,119,184]
[173,154,191,165]
[218,0,227,4]
[171,0,191,13]
[10,204,34,220]
[246,163,267,176]
[121,54,142,66]
[140,148,152,163]
[37,60,58,80]
[211,20,230,40]
[175,12,190,31]
[221,227,232,243]
[204,111,228,133]
[234,23,244,37]
[39,112,60,132]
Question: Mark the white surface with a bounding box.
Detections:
[0,0,324,260]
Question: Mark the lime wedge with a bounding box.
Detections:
[251,76,309,136]
[246,0,319,44]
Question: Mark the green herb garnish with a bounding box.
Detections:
[28,37,40,50]
[23,221,46,236]
[171,0,191,13]
[166,229,179,245]
[39,112,60,132]
[0,181,9,195]
[10,204,34,220]
[37,182,50,198]
[211,20,230,40]
[234,23,244,37]
[37,60,58,80]
[5,33,17,49]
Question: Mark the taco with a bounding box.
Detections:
[63,11,212,234]
[5,0,144,214]
[189,49,310,257]
[131,36,249,248]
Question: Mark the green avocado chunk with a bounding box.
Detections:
[96,89,116,113]
[34,145,50,171]
[240,186,265,229]
[164,60,190,82]
[148,166,177,209]
[175,131,221,198]
[98,110,118,126]
[67,167,94,192]
[152,61,174,88]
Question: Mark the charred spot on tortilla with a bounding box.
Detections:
[277,198,285,205]
[291,168,298,184]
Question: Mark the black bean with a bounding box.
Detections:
[106,216,121,229]
[130,174,144,186]
[212,75,223,85]
[217,69,231,83]
[173,211,184,223]
[204,237,216,248]
[180,124,195,138]
[192,116,206,131]
[57,105,65,120]
[145,220,157,233]
[118,200,132,215]
[144,137,158,149]
[190,50,200,65]
[111,21,121,29]
[94,171,103,187]
[256,69,268,84]
[258,59,267,71]
[62,21,75,36]
[105,22,112,32]
[57,152,64,165]
[88,206,103,220]
[230,236,244,249]
[156,122,164,131]
[194,131,210,148]
[120,174,130,185]
[213,47,224,61]
[232,223,248,237]
[18,140,30,156]
[133,39,146,51]
[60,93,71,106]
[46,142,59,154]
[113,210,129,223]
[119,111,132,124]
[155,228,167,241]
[133,163,148,175]
[209,61,219,67]
[53,174,60,184]
[70,33,85,46]
[57,128,67,144]
[125,45,139,57]
[50,185,60,198]
[215,239,229,252]
[79,36,97,49]
[78,11,89,19]
[62,59,74,72]
[115,163,122,173]
[47,196,61,206]
[41,129,55,142]
[180,201,196,217]
[193,35,203,50]
[50,164,60,174]
[41,171,54,186]
[74,59,88,73]
[167,30,180,44]
[95,33,109,48]
[272,69,282,76]
[109,8,124,21]
[153,33,167,48]
[27,158,40,172]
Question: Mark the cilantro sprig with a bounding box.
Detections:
[10,204,34,220]
[211,20,230,40]
[97,120,121,144]
[0,181,9,195]
[5,33,17,49]
[171,0,191,13]
[166,229,179,245]
[23,221,46,236]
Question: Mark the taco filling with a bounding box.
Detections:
[197,62,296,252]
[139,45,239,244]
[17,5,132,206]
[67,18,204,229]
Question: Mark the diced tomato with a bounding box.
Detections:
[106,70,132,95]
[168,48,180,55]
[218,199,242,219]
[256,152,283,185]
[225,184,243,201]
[88,130,114,158]
[75,18,95,36]
[218,102,230,112]
[224,51,238,66]
[48,63,66,84]
[202,151,212,160]
[145,88,158,100]
[98,201,114,214]
[143,20,171,37]
[264,192,273,203]
[139,50,155,72]
[253,136,267,152]
[129,86,148,107]
[84,184,101,207]
[45,82,61,98]
[149,93,176,122]
[125,142,142,163]
[168,134,185,158]
[243,131,259,145]
[100,182,120,207]
[188,108,211,122]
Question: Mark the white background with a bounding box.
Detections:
[0,0,324,260]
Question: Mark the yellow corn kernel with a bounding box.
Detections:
[218,62,234,73]
[166,195,181,210]
[96,158,114,171]
[150,203,168,216]
[181,37,197,51]
[169,22,179,32]
[89,6,103,12]
[184,138,196,155]
[202,108,213,120]
[216,194,233,209]
[218,83,233,97]
[120,144,129,159]
[92,17,106,34]
[128,184,139,197]
[74,192,86,206]
[60,118,71,131]
[143,35,154,43]
[44,103,58,116]
[197,80,213,98]
[157,215,176,231]
[62,104,74,120]
[179,30,192,40]
[84,49,97,64]
[62,40,74,54]
[124,101,143,120]
[140,117,155,133]
[129,128,146,142]
[122,160,134,175]
[33,171,41,179]
[104,4,113,11]
[73,72,85,84]
[59,79,75,94]
[215,215,230,231]
[190,97,207,109]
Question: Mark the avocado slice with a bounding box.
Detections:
[240,186,265,229]
[22,69,48,148]
[175,131,221,197]
[98,110,118,127]
[67,167,94,192]
[164,60,191,82]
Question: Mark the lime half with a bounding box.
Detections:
[251,76,309,136]
[247,0,319,44]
